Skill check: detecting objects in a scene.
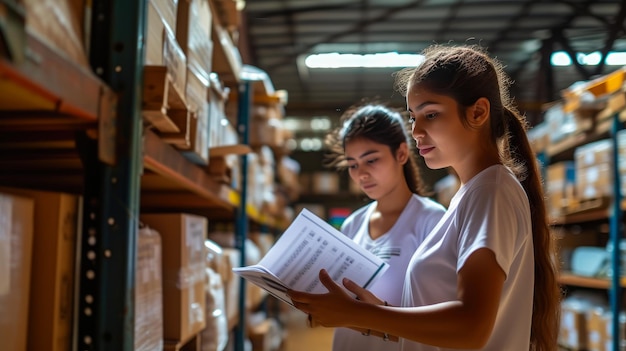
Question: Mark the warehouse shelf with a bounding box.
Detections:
[558,272,626,290]
[0,32,114,122]
[546,112,626,161]
[1,3,288,349]
[142,129,236,210]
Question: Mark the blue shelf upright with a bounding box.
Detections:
[609,112,623,351]
[75,0,146,350]
[233,77,252,351]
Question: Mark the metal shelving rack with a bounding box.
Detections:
[0,1,288,349]
[547,109,625,351]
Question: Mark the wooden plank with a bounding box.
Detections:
[558,272,626,289]
[0,33,109,121]
[142,129,234,210]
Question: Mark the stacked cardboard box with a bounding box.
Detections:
[142,213,208,346]
[0,192,34,351]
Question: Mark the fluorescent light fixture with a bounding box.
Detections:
[305,52,424,68]
[551,52,571,66]
[299,138,323,151]
[551,51,626,66]
[311,117,332,131]
[607,52,626,65]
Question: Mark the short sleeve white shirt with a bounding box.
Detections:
[332,194,446,351]
[400,165,534,351]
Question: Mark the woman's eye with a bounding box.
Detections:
[367,158,378,164]
[425,112,438,120]
[348,164,357,169]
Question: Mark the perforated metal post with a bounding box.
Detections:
[609,112,623,351]
[76,0,146,349]
[234,79,252,351]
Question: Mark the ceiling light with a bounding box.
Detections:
[311,117,331,131]
[606,52,626,66]
[304,52,425,69]
[551,51,626,66]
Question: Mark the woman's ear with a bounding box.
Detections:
[467,97,490,127]
[397,142,410,165]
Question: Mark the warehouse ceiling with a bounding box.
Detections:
[241,0,626,124]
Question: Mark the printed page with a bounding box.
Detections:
[233,208,389,306]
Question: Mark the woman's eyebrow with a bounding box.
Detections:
[345,150,379,161]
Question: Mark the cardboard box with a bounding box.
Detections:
[545,161,576,217]
[146,0,168,65]
[141,213,207,343]
[135,227,164,351]
[6,189,79,351]
[151,0,177,32]
[311,172,340,194]
[23,0,88,66]
[0,192,35,351]
[176,0,213,81]
[143,28,188,133]
[221,247,240,326]
[586,308,626,351]
[559,301,589,350]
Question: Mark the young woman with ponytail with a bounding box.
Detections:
[289,44,561,351]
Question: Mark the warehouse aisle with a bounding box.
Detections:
[280,307,334,351]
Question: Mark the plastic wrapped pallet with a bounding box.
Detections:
[135,227,164,351]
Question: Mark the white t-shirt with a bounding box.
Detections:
[333,194,446,351]
[401,165,534,351]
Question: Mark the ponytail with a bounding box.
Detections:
[504,107,561,351]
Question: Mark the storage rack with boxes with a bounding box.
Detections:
[0,1,295,351]
[526,67,626,351]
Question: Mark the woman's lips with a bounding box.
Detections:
[361,183,376,190]
[419,146,435,156]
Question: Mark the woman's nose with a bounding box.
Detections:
[411,122,425,140]
[356,167,369,179]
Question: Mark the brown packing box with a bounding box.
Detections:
[22,0,88,66]
[0,192,35,351]
[221,247,240,326]
[545,161,575,217]
[146,0,168,65]
[143,27,188,133]
[575,164,612,201]
[141,213,207,343]
[559,302,588,350]
[586,308,626,351]
[311,172,340,194]
[135,227,164,351]
[176,0,213,81]
[151,0,177,32]
[0,188,80,351]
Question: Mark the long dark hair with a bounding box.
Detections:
[395,44,560,351]
[325,103,426,195]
